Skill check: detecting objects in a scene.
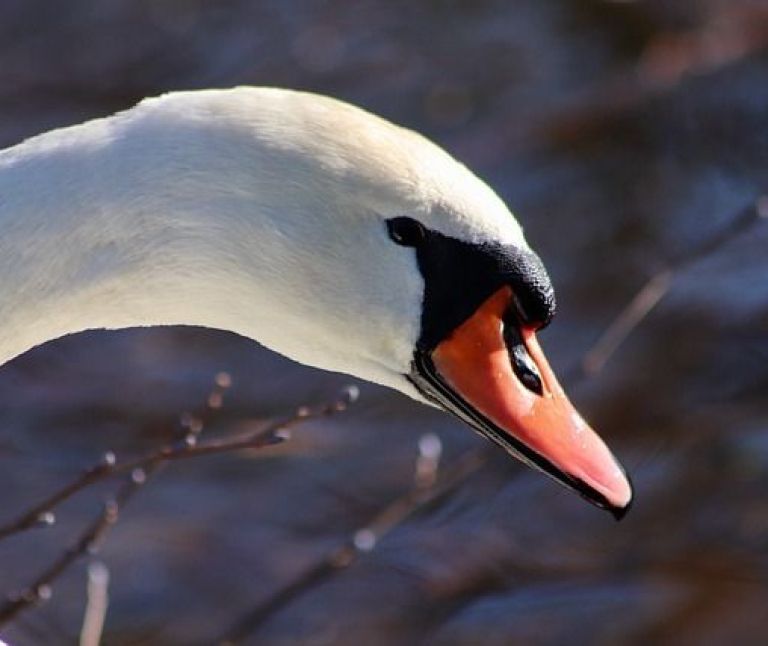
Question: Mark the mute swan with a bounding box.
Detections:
[0,87,631,517]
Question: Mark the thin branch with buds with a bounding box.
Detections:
[0,377,358,629]
[580,195,768,378]
[0,371,233,541]
[220,441,485,644]
[0,461,159,626]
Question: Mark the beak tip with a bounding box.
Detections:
[608,499,631,521]
[605,475,634,521]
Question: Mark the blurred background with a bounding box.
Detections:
[1,1,767,644]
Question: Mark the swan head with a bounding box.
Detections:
[133,88,633,516]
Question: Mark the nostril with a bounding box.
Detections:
[510,343,544,396]
[503,317,544,396]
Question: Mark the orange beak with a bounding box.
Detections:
[415,286,632,517]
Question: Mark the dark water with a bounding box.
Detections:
[1,1,767,644]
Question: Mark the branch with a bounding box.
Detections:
[0,371,233,541]
[0,383,356,541]
[0,461,158,626]
[580,195,767,377]
[0,378,358,630]
[220,443,486,644]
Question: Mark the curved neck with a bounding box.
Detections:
[0,121,272,366]
[0,108,413,395]
[0,91,428,395]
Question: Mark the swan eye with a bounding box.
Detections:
[387,217,426,247]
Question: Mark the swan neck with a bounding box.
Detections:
[0,128,253,365]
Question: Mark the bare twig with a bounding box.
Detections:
[581,195,767,377]
[0,462,157,626]
[0,371,233,541]
[414,433,442,489]
[220,447,485,644]
[0,378,356,630]
[0,368,223,630]
[581,270,674,378]
[0,383,354,542]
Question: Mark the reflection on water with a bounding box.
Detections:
[1,1,768,643]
